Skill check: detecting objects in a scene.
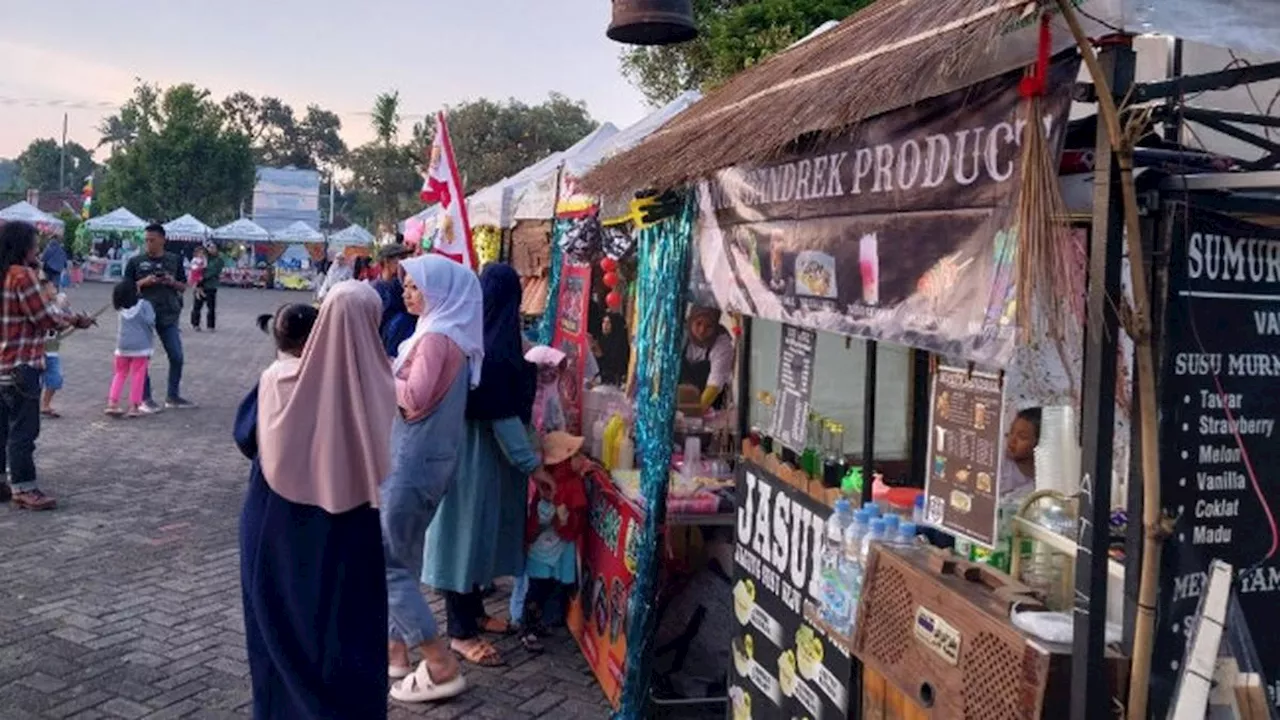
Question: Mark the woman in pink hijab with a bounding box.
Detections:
[235,282,396,719]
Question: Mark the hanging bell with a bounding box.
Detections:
[607,0,698,46]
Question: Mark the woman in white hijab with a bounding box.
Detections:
[382,254,484,703]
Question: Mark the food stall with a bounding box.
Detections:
[0,200,65,238]
[212,218,273,288]
[570,0,1153,716]
[161,213,211,259]
[326,224,375,261]
[82,207,148,282]
[266,221,325,291]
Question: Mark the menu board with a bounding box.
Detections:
[730,461,854,720]
[771,325,817,453]
[923,365,1005,546]
[1150,206,1280,717]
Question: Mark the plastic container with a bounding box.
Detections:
[913,494,926,524]
[819,500,854,627]
[841,510,869,634]
[897,522,918,548]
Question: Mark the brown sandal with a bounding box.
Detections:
[479,616,515,635]
[451,638,504,667]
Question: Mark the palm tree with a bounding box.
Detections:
[371,91,401,147]
[96,115,137,154]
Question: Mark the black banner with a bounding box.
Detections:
[731,462,853,720]
[689,57,1079,366]
[1151,204,1280,715]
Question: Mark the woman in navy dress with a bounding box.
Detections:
[236,284,397,719]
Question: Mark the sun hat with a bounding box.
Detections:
[543,431,584,466]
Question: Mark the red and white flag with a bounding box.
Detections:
[419,111,476,270]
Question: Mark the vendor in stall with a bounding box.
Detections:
[678,306,735,413]
[1002,406,1041,495]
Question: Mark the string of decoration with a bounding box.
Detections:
[615,195,695,719]
[536,222,567,345]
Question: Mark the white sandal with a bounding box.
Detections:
[389,661,467,703]
[388,664,413,680]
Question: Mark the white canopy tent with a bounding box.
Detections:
[212,218,272,243]
[84,207,147,233]
[509,123,622,222]
[0,201,64,233]
[328,224,375,248]
[162,214,211,242]
[271,221,324,244]
[468,122,620,228]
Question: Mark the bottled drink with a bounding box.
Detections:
[881,513,900,541]
[840,510,869,634]
[897,522,918,548]
[860,518,886,568]
[819,500,854,627]
[862,502,881,520]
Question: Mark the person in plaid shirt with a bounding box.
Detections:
[0,222,95,510]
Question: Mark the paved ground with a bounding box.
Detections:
[0,284,610,719]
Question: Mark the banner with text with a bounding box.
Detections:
[690,57,1078,366]
[552,262,592,434]
[1151,204,1280,716]
[731,462,854,719]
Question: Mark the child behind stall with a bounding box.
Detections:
[525,345,567,433]
[520,431,588,653]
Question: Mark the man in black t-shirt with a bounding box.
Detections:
[124,224,196,413]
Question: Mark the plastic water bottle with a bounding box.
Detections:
[861,518,886,568]
[881,513,900,541]
[897,522,918,549]
[862,501,882,520]
[841,510,869,634]
[819,500,853,626]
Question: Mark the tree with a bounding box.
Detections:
[97,83,255,224]
[371,91,402,146]
[418,94,598,190]
[15,139,95,191]
[220,92,346,170]
[344,91,415,230]
[620,0,868,105]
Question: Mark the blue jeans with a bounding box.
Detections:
[143,323,183,403]
[0,366,43,491]
[381,416,456,647]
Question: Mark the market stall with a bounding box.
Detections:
[266,221,325,291]
[212,218,272,288]
[570,0,1145,716]
[0,200,65,237]
[326,224,375,261]
[162,213,211,258]
[82,207,147,282]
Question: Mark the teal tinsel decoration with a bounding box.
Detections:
[536,222,567,345]
[614,197,695,719]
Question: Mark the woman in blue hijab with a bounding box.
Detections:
[422,263,545,667]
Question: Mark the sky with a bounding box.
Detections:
[0,0,651,160]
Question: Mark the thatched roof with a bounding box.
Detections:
[584,0,1074,195]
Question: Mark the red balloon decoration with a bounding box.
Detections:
[603,271,619,288]
[601,256,617,272]
[606,291,623,310]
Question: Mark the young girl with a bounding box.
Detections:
[39,276,70,418]
[106,280,156,417]
[189,246,207,296]
[520,431,588,653]
[256,304,320,358]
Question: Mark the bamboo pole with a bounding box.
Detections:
[1052,3,1168,718]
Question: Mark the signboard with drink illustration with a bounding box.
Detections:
[1150,205,1280,717]
[731,461,854,719]
[687,56,1079,367]
[923,364,1005,547]
[566,466,641,709]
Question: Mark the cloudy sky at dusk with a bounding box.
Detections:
[0,0,650,158]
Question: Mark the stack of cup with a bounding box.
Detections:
[1035,405,1081,496]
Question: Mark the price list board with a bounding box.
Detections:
[1151,206,1280,716]
[772,325,817,453]
[923,364,1004,547]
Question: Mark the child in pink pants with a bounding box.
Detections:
[106,279,156,418]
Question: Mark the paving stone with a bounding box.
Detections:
[0,286,612,719]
